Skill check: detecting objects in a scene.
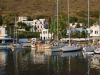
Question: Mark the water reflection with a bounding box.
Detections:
[89,54,100,74]
[89,54,100,69]
[50,51,84,75]
[0,50,7,75]
[0,48,100,75]
[82,53,100,75]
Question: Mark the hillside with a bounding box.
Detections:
[0,0,100,20]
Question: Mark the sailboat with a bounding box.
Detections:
[11,17,22,51]
[61,0,82,52]
[82,0,96,52]
[50,0,62,52]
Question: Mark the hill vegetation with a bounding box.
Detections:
[0,0,100,38]
[0,0,100,20]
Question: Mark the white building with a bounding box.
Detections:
[18,16,46,32]
[71,28,85,32]
[89,23,100,41]
[18,16,28,22]
[0,26,13,43]
[70,22,83,28]
[33,19,45,32]
[90,23,100,37]
[23,21,33,25]
[40,28,53,41]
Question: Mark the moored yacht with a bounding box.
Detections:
[61,0,82,52]
[62,44,82,52]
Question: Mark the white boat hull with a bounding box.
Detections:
[50,46,62,52]
[31,45,36,48]
[83,46,95,52]
[42,44,50,49]
[62,45,82,52]
[94,48,100,54]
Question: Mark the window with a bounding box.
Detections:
[95,30,98,34]
[45,31,47,34]
[43,31,45,34]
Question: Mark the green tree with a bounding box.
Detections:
[76,23,80,28]
[17,22,26,28]
[80,30,86,38]
[34,25,37,32]
[71,30,80,38]
[25,25,31,31]
[0,15,3,25]
[69,16,78,23]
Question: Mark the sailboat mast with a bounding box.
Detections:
[99,14,100,36]
[88,0,89,29]
[87,0,90,42]
[57,0,58,42]
[68,0,70,46]
[14,17,17,44]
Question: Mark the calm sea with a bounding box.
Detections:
[0,48,100,75]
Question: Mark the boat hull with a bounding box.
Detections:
[50,46,62,52]
[83,46,95,52]
[62,46,82,52]
[94,48,100,54]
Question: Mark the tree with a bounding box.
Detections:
[71,30,80,38]
[25,25,31,31]
[34,25,37,32]
[69,16,78,23]
[17,22,26,28]
[80,30,86,38]
[76,23,80,28]
[0,15,3,25]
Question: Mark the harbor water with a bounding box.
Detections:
[0,48,100,75]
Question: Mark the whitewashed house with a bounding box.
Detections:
[33,19,45,32]
[18,16,28,22]
[70,22,83,28]
[71,28,85,33]
[18,17,46,32]
[89,23,100,41]
[40,28,53,41]
[0,26,13,43]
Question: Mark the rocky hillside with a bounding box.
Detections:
[0,0,100,20]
